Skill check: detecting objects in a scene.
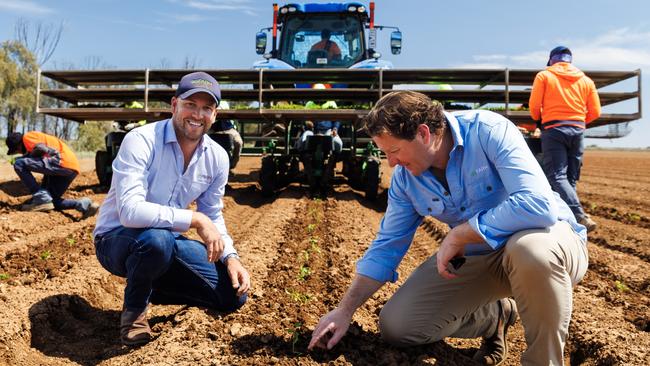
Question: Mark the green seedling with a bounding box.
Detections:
[627,213,641,222]
[285,289,313,304]
[287,322,303,354]
[307,223,316,233]
[0,274,9,280]
[615,280,629,292]
[40,250,52,260]
[309,237,321,253]
[300,250,310,262]
[297,265,311,281]
[66,237,76,246]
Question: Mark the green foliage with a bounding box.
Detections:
[66,237,76,246]
[285,289,313,304]
[73,121,112,153]
[309,237,321,253]
[40,250,52,260]
[627,213,641,222]
[306,223,316,233]
[615,280,629,292]
[297,264,311,281]
[286,322,303,354]
[0,41,38,133]
[0,273,9,280]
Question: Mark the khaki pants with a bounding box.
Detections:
[379,221,588,365]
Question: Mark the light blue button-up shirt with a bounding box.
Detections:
[357,110,586,283]
[93,119,237,261]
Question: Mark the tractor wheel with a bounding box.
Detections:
[260,156,277,197]
[95,150,111,187]
[364,157,380,201]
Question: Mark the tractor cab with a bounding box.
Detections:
[279,12,365,68]
[254,2,402,70]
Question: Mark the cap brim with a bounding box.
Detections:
[178,88,220,105]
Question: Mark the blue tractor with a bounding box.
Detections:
[252,2,401,198]
[253,2,401,70]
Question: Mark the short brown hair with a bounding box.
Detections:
[364,91,446,140]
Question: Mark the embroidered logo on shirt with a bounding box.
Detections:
[198,174,213,182]
[471,165,489,177]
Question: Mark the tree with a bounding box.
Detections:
[0,41,38,134]
[14,18,63,66]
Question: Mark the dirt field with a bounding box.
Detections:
[0,150,648,365]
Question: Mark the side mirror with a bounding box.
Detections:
[256,32,267,55]
[390,31,402,55]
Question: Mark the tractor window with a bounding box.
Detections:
[279,14,364,68]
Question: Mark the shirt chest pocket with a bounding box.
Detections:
[467,175,502,203]
[413,198,445,216]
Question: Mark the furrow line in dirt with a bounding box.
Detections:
[580,191,650,217]
[99,191,309,366]
[0,253,127,365]
[0,212,99,256]
[581,173,650,186]
[584,216,650,260]
[589,236,650,263]
[0,221,97,287]
[583,199,650,230]
[581,244,649,329]
[568,284,650,365]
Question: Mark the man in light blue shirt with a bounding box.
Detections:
[309,91,588,365]
[93,72,250,346]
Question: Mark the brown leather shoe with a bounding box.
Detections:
[473,298,518,365]
[120,307,152,346]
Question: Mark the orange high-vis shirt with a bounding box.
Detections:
[529,62,601,129]
[22,131,80,173]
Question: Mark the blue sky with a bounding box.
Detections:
[1,0,649,148]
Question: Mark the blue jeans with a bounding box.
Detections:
[94,227,247,313]
[13,156,79,211]
[541,125,586,219]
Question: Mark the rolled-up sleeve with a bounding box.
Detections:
[356,171,423,283]
[113,131,193,232]
[468,120,558,249]
[196,151,236,262]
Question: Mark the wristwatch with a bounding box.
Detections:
[223,253,240,262]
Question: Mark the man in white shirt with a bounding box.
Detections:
[93,71,250,346]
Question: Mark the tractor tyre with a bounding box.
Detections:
[95,150,111,187]
[260,156,277,197]
[364,157,380,201]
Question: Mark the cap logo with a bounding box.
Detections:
[191,79,213,88]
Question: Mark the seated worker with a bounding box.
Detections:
[295,121,315,152]
[310,29,342,61]
[211,101,243,170]
[6,131,99,217]
[305,84,343,153]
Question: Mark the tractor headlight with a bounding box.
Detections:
[347,5,357,12]
[357,6,365,12]
[280,7,288,14]
[287,6,297,12]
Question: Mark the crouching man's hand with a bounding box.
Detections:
[308,307,353,350]
[191,212,225,262]
[225,255,250,297]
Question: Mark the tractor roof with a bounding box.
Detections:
[278,2,369,21]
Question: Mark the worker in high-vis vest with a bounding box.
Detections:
[529,46,601,232]
[5,131,99,217]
